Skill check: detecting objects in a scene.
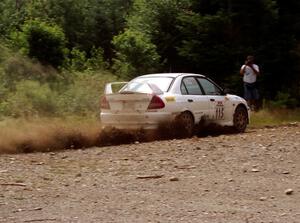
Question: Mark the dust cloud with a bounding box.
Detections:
[0,119,233,154]
[0,118,192,154]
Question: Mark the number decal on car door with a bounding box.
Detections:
[215,101,224,119]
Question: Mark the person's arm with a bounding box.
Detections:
[240,65,246,75]
[249,64,260,75]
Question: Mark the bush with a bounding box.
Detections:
[66,47,87,71]
[57,71,118,116]
[11,19,67,68]
[0,79,9,115]
[112,29,160,78]
[2,80,58,117]
[0,70,120,118]
[2,55,64,89]
[0,42,119,118]
[268,91,298,109]
[66,47,108,72]
[85,47,108,71]
[0,43,12,64]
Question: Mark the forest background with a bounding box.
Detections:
[0,0,300,119]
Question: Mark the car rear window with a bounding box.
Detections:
[120,77,173,93]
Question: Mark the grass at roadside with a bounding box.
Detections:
[249,108,300,128]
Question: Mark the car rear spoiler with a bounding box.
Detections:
[104,82,128,94]
[105,81,164,95]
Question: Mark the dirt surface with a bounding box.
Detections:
[0,124,299,223]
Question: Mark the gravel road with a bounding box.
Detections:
[0,124,299,223]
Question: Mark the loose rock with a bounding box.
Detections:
[169,177,179,182]
[285,189,293,195]
[259,197,267,201]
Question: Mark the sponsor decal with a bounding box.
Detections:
[215,101,224,119]
[165,96,175,102]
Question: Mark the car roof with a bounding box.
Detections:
[136,73,205,79]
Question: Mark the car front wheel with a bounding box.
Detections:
[233,106,248,133]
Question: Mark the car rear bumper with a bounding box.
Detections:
[100,112,176,129]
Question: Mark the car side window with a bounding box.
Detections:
[197,78,222,95]
[181,77,203,95]
[180,82,188,95]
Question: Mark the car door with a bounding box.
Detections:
[179,76,210,123]
[196,77,231,122]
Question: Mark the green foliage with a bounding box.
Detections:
[177,11,234,78]
[0,43,12,64]
[0,0,27,36]
[57,71,118,115]
[112,29,160,78]
[268,91,298,109]
[1,80,58,117]
[0,70,119,118]
[11,19,67,68]
[0,43,118,118]
[66,47,108,71]
[67,48,87,71]
[86,47,108,71]
[22,0,132,58]
[0,78,9,104]
[127,0,182,70]
[1,54,66,90]
[0,0,300,115]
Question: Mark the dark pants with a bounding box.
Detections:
[244,82,259,100]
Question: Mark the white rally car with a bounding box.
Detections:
[100,73,249,135]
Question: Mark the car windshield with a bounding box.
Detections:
[120,77,173,94]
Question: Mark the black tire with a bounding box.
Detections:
[177,112,194,137]
[233,106,248,133]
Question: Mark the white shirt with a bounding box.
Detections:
[241,64,259,84]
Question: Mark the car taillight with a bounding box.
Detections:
[147,95,165,110]
[100,96,110,109]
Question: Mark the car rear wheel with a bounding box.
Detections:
[177,112,194,137]
[233,106,248,133]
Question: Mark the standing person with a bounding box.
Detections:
[240,55,260,111]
